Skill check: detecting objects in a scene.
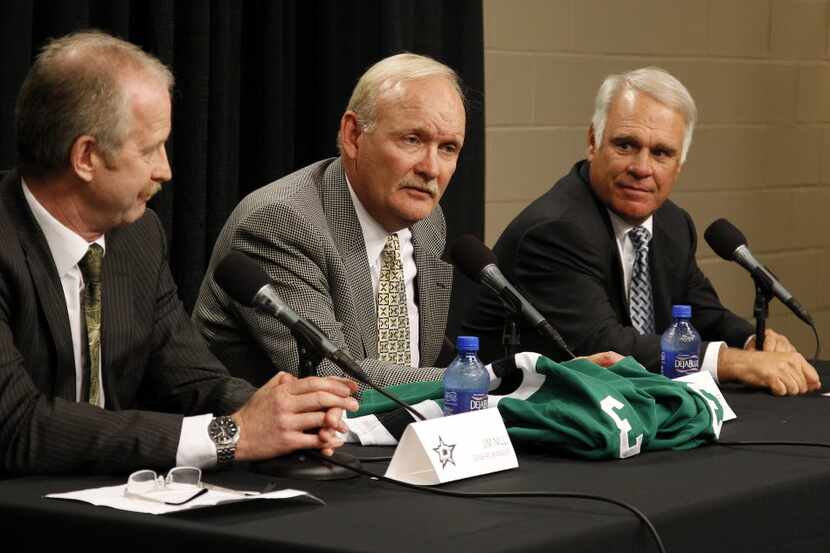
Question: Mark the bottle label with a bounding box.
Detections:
[443,390,488,416]
[661,351,700,379]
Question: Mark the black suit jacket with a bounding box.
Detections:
[464,160,753,370]
[0,172,254,475]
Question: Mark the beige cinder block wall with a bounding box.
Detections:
[484,0,830,355]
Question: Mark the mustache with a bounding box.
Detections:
[399,179,439,196]
[143,182,163,200]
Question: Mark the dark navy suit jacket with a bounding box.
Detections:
[464,160,753,370]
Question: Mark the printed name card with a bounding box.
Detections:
[385,408,518,485]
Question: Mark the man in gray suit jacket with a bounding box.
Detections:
[194,54,466,391]
[0,31,358,476]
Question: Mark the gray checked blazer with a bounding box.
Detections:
[193,157,453,391]
[0,171,254,475]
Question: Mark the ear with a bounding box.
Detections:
[339,111,364,160]
[586,125,598,161]
[68,135,100,183]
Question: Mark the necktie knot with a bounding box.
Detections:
[382,233,401,258]
[79,244,104,285]
[629,226,651,251]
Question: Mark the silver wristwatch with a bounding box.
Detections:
[208,416,240,467]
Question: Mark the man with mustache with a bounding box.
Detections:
[193,53,467,390]
[463,67,819,396]
[0,31,358,475]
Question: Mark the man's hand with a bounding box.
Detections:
[744,328,797,353]
[718,347,821,396]
[579,351,625,367]
[231,372,359,462]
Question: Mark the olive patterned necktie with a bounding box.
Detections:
[79,244,104,407]
[628,226,655,335]
[376,234,411,365]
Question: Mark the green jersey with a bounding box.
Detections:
[348,353,724,460]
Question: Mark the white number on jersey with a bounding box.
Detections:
[600,395,643,458]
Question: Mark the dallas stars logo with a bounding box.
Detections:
[432,436,456,469]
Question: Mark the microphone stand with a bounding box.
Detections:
[498,295,575,360]
[752,275,774,351]
[502,315,521,358]
[252,329,361,481]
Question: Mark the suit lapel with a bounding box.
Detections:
[100,230,133,409]
[5,176,76,400]
[411,217,452,366]
[650,217,675,334]
[578,163,631,323]
[591,195,629,323]
[321,160,378,357]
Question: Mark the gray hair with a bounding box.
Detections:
[16,30,174,177]
[591,67,697,163]
[337,52,464,151]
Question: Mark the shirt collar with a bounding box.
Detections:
[21,179,106,277]
[345,173,411,266]
[607,209,654,245]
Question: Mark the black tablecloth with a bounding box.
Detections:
[4,363,830,553]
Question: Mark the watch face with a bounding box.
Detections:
[209,418,238,445]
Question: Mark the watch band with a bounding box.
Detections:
[216,443,236,466]
[209,416,239,467]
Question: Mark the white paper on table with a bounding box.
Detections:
[45,484,323,515]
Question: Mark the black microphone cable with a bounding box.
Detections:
[310,450,667,553]
[295,321,428,422]
[810,324,822,364]
[325,347,426,422]
[322,438,830,552]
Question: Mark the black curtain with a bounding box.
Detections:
[0,0,485,312]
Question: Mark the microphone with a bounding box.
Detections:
[213,250,426,421]
[214,251,344,363]
[704,218,813,325]
[449,235,575,359]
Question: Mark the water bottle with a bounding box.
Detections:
[660,304,701,379]
[443,336,489,416]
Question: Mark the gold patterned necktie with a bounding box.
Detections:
[79,244,104,407]
[376,234,411,365]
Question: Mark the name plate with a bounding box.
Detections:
[385,408,518,485]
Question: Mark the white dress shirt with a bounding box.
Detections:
[607,210,722,380]
[22,181,215,468]
[22,182,106,403]
[346,178,420,368]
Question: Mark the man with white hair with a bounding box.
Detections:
[194,53,466,390]
[463,67,820,396]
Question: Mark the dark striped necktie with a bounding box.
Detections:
[628,226,655,335]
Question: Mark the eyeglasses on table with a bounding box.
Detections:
[124,466,208,506]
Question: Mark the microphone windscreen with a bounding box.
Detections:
[449,234,498,280]
[213,251,270,307]
[704,218,747,261]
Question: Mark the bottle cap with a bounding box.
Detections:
[671,304,692,318]
[456,335,479,352]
